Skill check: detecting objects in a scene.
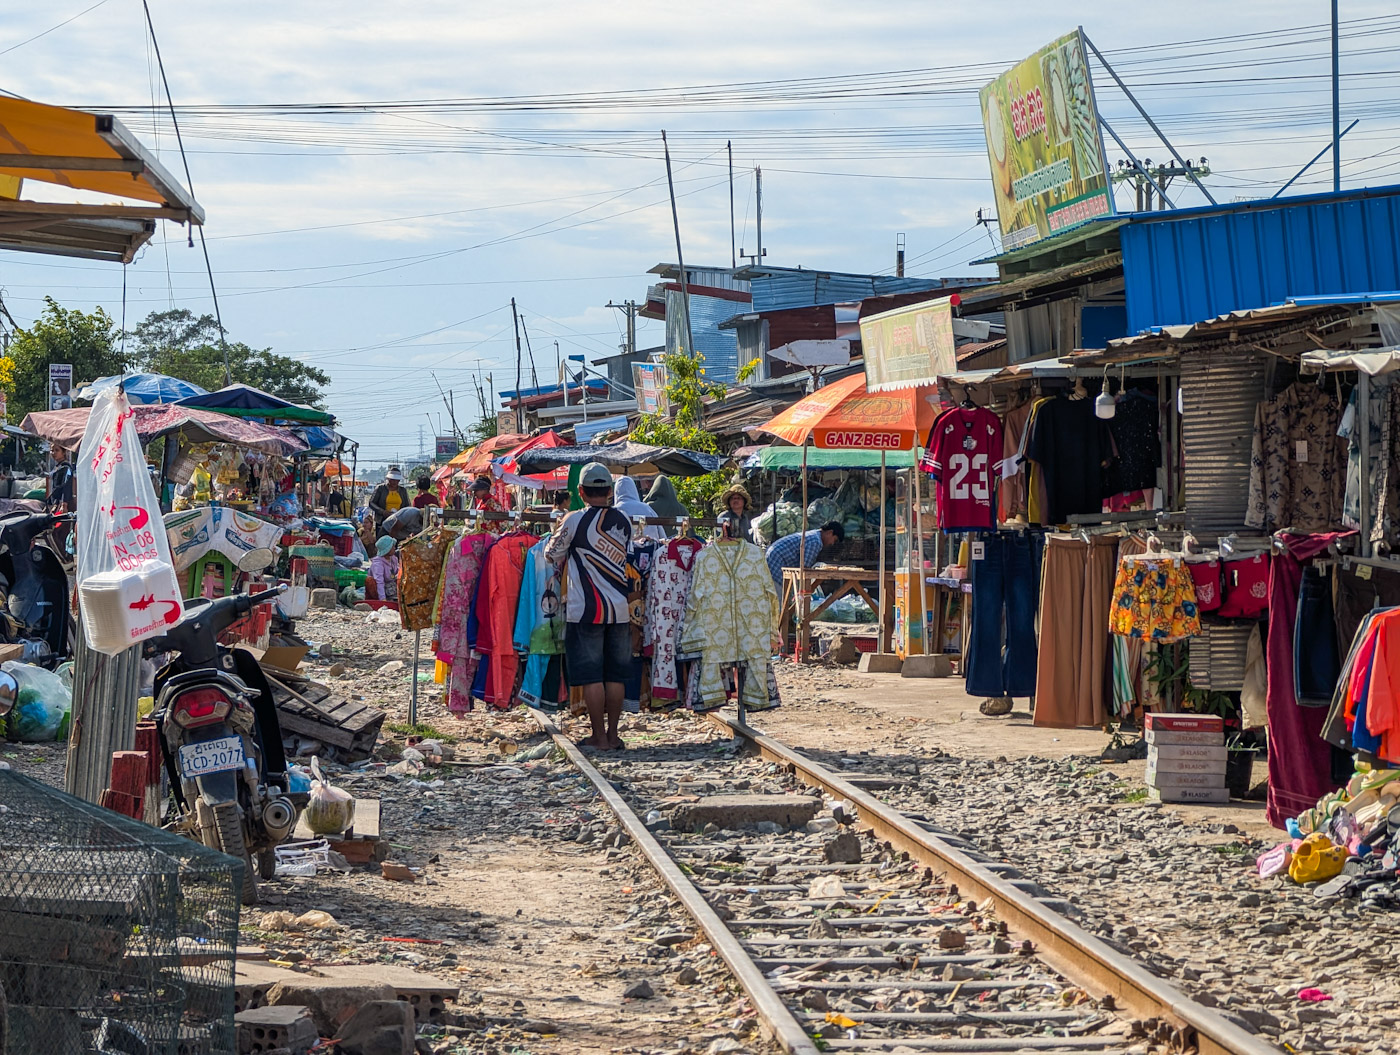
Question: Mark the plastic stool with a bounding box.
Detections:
[187,552,237,599]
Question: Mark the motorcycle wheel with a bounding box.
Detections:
[212,801,259,906]
[258,849,277,881]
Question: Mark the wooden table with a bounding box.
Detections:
[780,565,895,662]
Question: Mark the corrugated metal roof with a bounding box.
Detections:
[1121,183,1400,333]
[746,268,957,313]
[1179,349,1267,535]
[1104,302,1363,358]
[959,252,1123,309]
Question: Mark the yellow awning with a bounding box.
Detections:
[0,97,202,222]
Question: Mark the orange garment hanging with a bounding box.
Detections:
[475,529,534,708]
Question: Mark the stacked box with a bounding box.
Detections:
[1143,714,1228,804]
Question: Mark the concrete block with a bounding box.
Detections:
[265,977,397,1038]
[858,652,903,674]
[234,962,304,1014]
[235,1003,317,1054]
[900,654,953,678]
[310,588,339,609]
[670,794,821,831]
[316,964,458,1027]
[334,999,414,1055]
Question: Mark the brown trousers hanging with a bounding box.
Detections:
[1034,534,1117,728]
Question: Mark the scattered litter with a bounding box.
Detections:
[381,861,416,882]
[508,742,554,763]
[1297,988,1333,1002]
[273,839,331,877]
[377,660,405,674]
[808,876,846,899]
[304,757,356,835]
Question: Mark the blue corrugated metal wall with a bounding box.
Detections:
[666,289,742,382]
[1120,186,1400,333]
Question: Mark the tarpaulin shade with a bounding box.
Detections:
[752,446,920,469]
[175,384,334,426]
[497,431,570,487]
[459,433,530,476]
[514,440,725,477]
[74,373,207,405]
[0,97,201,217]
[21,405,308,456]
[755,373,937,450]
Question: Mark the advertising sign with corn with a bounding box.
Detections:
[979,29,1113,250]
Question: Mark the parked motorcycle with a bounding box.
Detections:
[147,585,297,905]
[0,508,73,664]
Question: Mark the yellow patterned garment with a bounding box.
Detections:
[1109,556,1202,643]
[679,540,781,712]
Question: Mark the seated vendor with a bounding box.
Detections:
[367,536,399,602]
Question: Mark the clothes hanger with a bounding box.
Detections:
[1069,376,1088,400]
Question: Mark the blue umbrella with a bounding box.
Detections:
[74,373,209,405]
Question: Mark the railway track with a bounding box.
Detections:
[529,708,1279,1055]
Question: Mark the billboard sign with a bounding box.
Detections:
[435,436,459,459]
[979,29,1113,251]
[48,363,72,410]
[632,362,670,417]
[859,296,958,393]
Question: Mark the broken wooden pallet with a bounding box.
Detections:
[262,664,384,762]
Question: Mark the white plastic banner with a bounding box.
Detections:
[76,389,185,654]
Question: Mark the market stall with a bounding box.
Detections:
[754,373,937,660]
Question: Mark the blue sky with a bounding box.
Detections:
[2,1,1399,464]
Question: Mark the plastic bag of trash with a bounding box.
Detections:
[823,595,875,624]
[2,661,72,742]
[303,756,356,835]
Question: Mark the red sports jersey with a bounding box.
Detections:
[921,406,1004,531]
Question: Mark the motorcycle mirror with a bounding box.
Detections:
[0,669,17,718]
[237,547,276,573]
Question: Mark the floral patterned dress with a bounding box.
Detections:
[645,537,704,706]
[437,532,491,714]
[678,540,781,712]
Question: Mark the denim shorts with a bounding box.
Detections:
[564,621,633,686]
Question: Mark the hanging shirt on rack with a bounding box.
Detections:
[475,530,534,707]
[436,531,492,714]
[1245,380,1346,533]
[1024,395,1111,525]
[921,405,1003,531]
[512,537,567,710]
[1103,389,1162,497]
[999,398,1035,522]
[645,536,705,705]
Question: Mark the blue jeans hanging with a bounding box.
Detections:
[965,531,1044,699]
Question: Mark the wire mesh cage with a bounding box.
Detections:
[0,769,240,1055]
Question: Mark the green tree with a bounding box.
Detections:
[6,297,127,420]
[129,308,331,407]
[629,351,733,513]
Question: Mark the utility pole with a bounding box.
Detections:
[607,300,638,356]
[1332,0,1341,192]
[895,233,906,277]
[554,340,561,384]
[431,372,463,439]
[511,298,524,434]
[755,166,764,265]
[660,130,695,359]
[1113,158,1210,212]
[521,316,539,391]
[728,140,736,268]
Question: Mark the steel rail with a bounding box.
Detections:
[711,714,1278,1055]
[526,708,822,1055]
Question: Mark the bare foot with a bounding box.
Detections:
[608,735,624,751]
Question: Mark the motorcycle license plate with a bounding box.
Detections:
[178,736,245,779]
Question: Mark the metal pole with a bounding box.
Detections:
[878,449,887,654]
[1332,0,1342,192]
[409,630,421,727]
[511,298,524,434]
[728,140,736,269]
[66,626,142,804]
[1083,33,1216,205]
[756,166,764,263]
[798,441,809,662]
[660,131,696,360]
[911,465,933,656]
[1359,371,1371,557]
[1272,119,1359,199]
[1099,115,1177,210]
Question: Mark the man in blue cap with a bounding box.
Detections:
[544,461,631,750]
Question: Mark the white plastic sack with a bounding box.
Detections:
[75,389,185,654]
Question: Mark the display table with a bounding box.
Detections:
[780,565,895,662]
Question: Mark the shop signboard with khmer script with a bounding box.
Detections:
[979,28,1113,250]
[859,296,957,393]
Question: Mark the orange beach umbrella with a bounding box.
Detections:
[756,373,936,451]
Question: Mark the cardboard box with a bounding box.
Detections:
[251,645,310,673]
[1149,785,1230,805]
[0,643,23,664]
[1145,765,1226,788]
[1147,743,1228,761]
[1145,728,1225,746]
[1145,751,1228,774]
[1144,713,1224,733]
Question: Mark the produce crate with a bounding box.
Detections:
[335,567,367,589]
